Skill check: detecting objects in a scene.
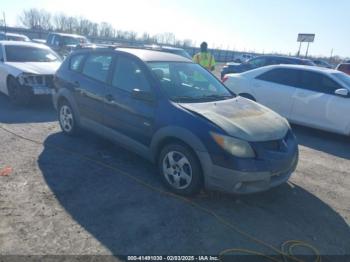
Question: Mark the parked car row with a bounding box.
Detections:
[221,55,316,79]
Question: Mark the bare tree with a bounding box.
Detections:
[99,22,115,38]
[18,8,52,30]
[53,13,68,32]
[17,8,196,50]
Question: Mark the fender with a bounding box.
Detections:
[150,126,208,162]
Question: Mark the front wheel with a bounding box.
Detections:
[58,101,79,136]
[7,77,31,105]
[158,143,203,196]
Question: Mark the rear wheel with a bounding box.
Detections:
[58,100,79,136]
[7,77,31,105]
[158,143,203,196]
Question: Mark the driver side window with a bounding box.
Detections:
[112,56,151,92]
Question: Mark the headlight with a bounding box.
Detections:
[17,73,43,86]
[211,132,255,158]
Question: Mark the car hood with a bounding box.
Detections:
[5,61,61,75]
[179,97,289,142]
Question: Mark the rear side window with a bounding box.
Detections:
[69,54,85,72]
[300,71,341,94]
[112,56,150,92]
[256,68,300,87]
[82,54,113,83]
[248,57,267,67]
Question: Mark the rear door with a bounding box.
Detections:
[251,68,299,118]
[103,54,156,146]
[291,70,349,133]
[74,52,114,125]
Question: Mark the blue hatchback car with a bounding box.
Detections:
[53,47,298,196]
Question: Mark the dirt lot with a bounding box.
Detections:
[0,87,349,260]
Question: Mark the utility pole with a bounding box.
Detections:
[2,12,6,33]
[297,41,302,57]
[330,48,333,60]
[305,42,310,58]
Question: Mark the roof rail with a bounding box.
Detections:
[75,43,120,50]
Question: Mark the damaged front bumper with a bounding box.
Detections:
[198,130,299,194]
[17,74,55,96]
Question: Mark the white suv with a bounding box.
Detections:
[0,41,62,105]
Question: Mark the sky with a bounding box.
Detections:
[0,0,349,57]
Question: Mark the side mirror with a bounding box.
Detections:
[334,88,349,97]
[131,89,155,102]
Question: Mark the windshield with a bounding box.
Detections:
[5,45,61,62]
[300,59,316,66]
[168,49,192,59]
[148,62,234,102]
[62,36,89,45]
[7,35,30,42]
[332,72,350,88]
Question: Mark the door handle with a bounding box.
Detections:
[73,81,80,87]
[105,94,114,102]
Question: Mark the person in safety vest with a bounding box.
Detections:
[193,42,216,71]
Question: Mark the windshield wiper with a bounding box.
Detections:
[171,96,199,102]
[196,94,234,100]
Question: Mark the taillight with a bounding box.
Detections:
[222,75,228,83]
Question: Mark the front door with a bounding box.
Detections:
[291,70,350,133]
[104,55,156,146]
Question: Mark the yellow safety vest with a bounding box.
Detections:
[193,52,216,71]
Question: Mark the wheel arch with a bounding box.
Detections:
[150,126,208,162]
[5,74,16,95]
[150,126,209,184]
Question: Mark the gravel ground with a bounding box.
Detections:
[0,87,349,261]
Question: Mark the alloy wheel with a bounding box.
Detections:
[162,151,193,189]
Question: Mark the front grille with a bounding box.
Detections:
[257,140,281,151]
[252,131,292,153]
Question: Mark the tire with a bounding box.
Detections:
[239,93,256,101]
[158,143,203,196]
[58,100,80,136]
[7,77,31,106]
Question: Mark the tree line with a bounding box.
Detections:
[17,8,194,47]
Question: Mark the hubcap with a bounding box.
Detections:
[162,151,192,190]
[60,105,74,132]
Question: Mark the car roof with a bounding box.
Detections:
[75,47,191,62]
[49,32,86,38]
[0,32,27,37]
[0,40,50,49]
[117,48,191,62]
[255,55,310,61]
[247,64,338,75]
[143,44,185,51]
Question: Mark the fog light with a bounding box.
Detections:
[234,182,243,190]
